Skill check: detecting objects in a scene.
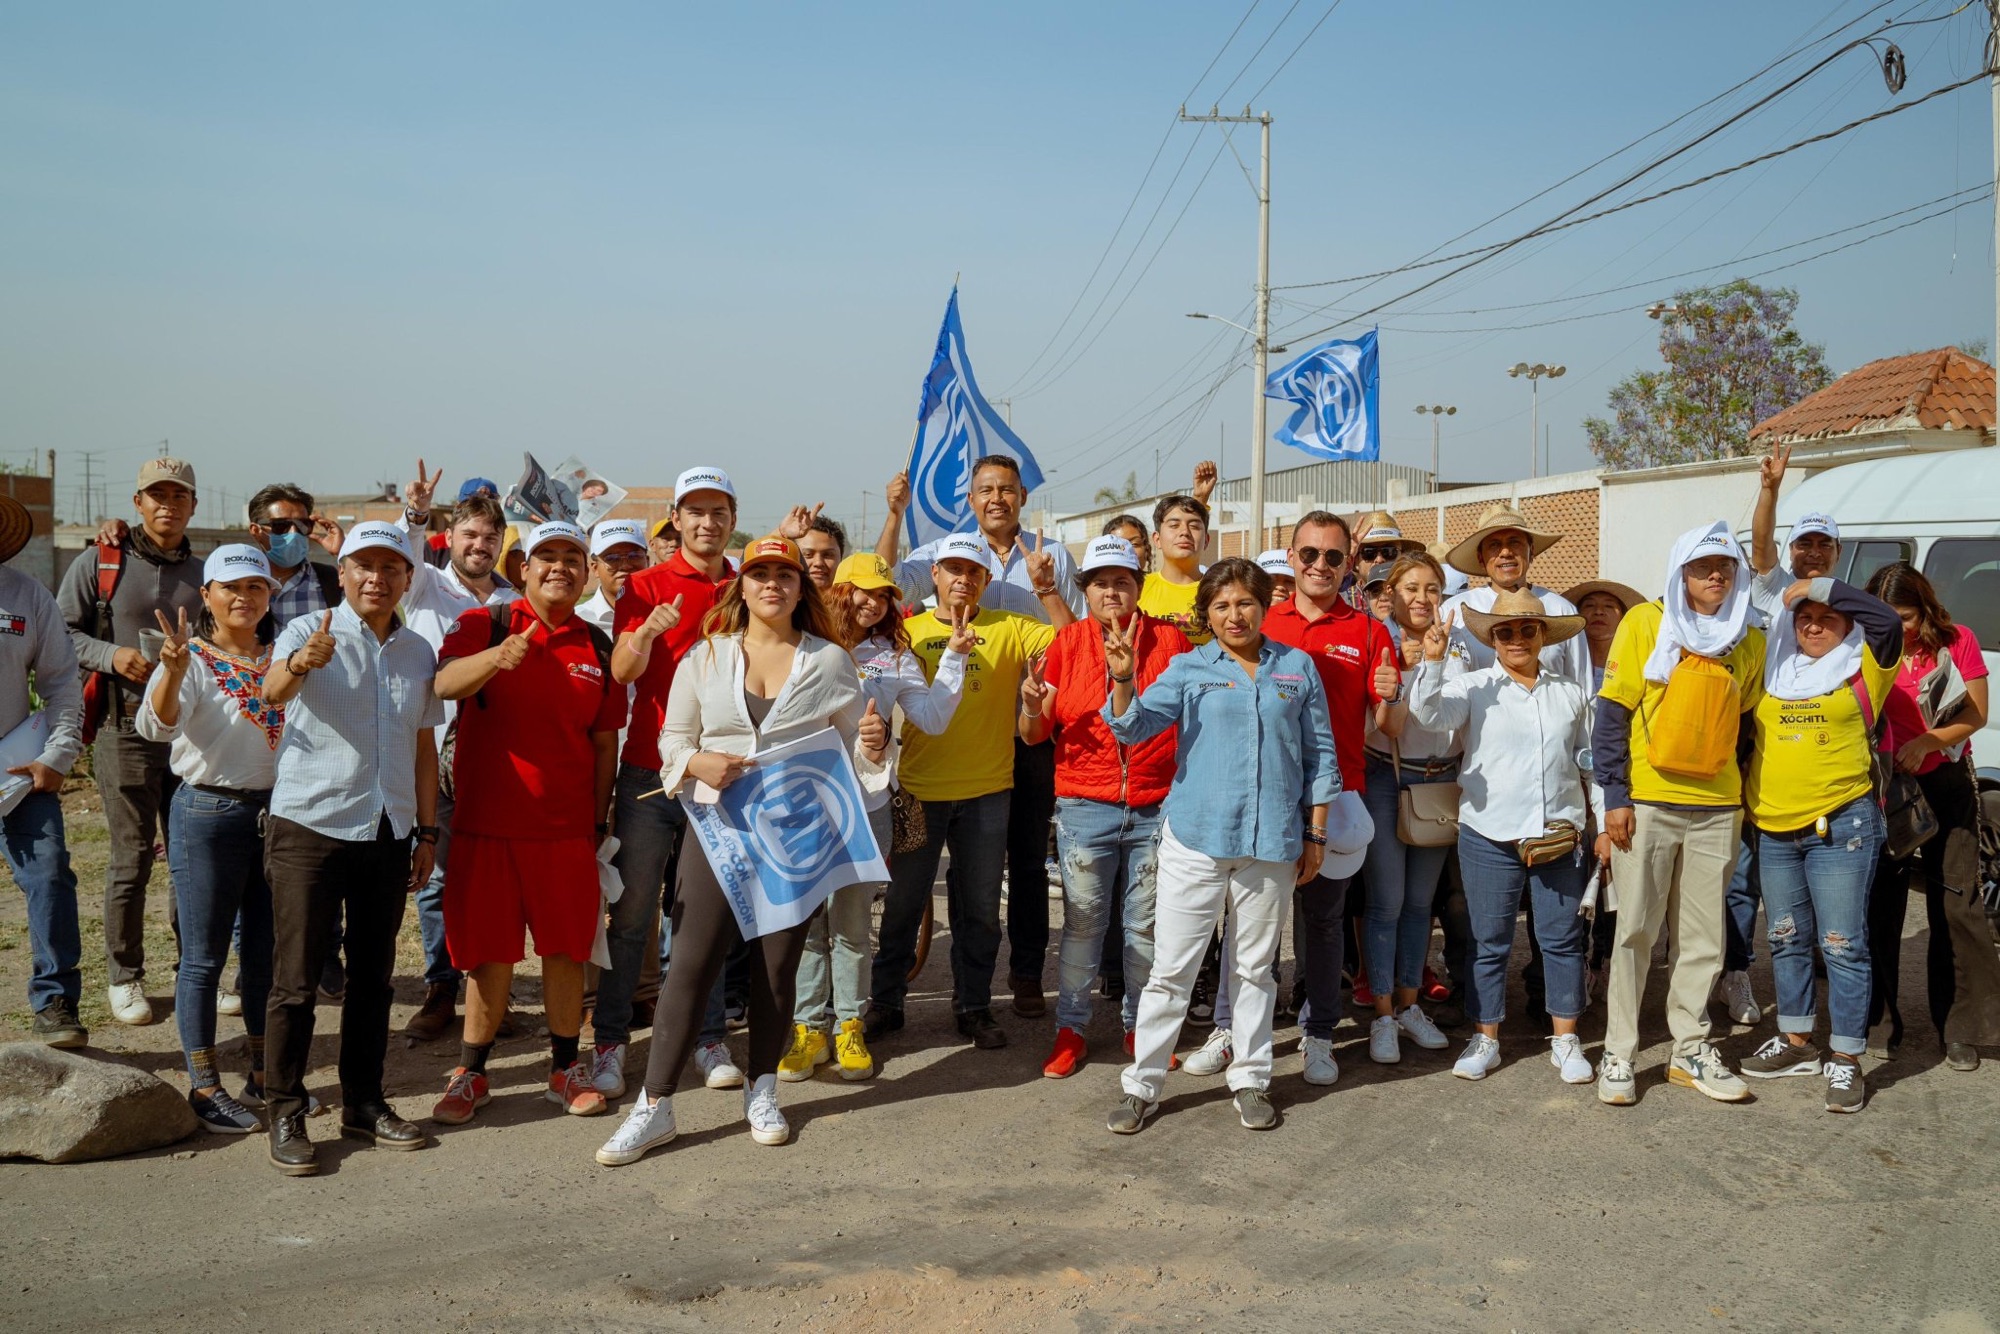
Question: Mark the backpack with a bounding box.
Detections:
[437,603,614,799]
[1643,652,1741,781]
[79,542,126,745]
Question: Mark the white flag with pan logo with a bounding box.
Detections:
[679,727,888,939]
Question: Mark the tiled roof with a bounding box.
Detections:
[1751,348,1995,443]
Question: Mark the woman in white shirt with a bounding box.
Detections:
[777,552,970,1084]
[597,535,889,1166]
[135,545,286,1135]
[1359,552,1464,1064]
[1408,588,1595,1086]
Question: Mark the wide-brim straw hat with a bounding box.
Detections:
[1563,579,1648,612]
[1459,587,1584,648]
[1351,510,1427,555]
[0,496,31,565]
[1446,504,1563,576]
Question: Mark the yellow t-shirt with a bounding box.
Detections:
[1599,601,1766,807]
[1138,572,1210,645]
[1744,645,1899,833]
[900,607,1056,802]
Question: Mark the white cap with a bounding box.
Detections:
[1791,511,1840,543]
[1441,565,1470,596]
[932,533,991,567]
[1079,535,1140,575]
[202,543,279,588]
[1256,549,1292,578]
[339,522,413,565]
[524,520,589,557]
[589,519,648,558]
[1320,791,1376,879]
[672,467,737,506]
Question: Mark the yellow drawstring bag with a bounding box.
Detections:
[1645,653,1740,780]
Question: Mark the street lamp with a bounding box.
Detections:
[1413,404,1456,484]
[1185,312,1287,355]
[1506,362,1565,478]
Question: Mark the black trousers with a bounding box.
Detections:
[262,815,410,1126]
[1006,737,1057,980]
[642,838,809,1099]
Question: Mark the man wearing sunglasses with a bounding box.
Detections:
[1265,510,1398,1084]
[247,485,346,624]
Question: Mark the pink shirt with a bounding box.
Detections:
[1881,623,1986,773]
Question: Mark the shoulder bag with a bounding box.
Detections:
[1392,738,1461,848]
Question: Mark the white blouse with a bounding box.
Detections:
[851,633,966,811]
[1407,659,1592,842]
[1365,626,1472,762]
[135,644,284,790]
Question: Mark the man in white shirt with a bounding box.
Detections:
[1747,442,1840,623]
[576,520,648,634]
[1440,504,1591,687]
[392,461,517,1040]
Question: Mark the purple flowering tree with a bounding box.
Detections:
[1584,280,1832,470]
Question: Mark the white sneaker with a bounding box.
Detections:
[1302,1035,1340,1085]
[694,1040,744,1089]
[1395,1004,1448,1050]
[1550,1034,1594,1084]
[1181,1027,1233,1076]
[590,1043,627,1099]
[1598,1055,1636,1105]
[1453,1034,1501,1080]
[594,1089,676,1166]
[107,982,153,1026]
[1368,1015,1402,1065]
[744,1074,789,1145]
[1720,970,1760,1026]
[216,989,243,1017]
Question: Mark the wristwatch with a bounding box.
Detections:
[412,825,441,845]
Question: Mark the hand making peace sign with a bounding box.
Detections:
[1015,528,1057,591]
[405,458,442,515]
[153,607,192,677]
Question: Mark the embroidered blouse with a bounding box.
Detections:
[136,641,285,791]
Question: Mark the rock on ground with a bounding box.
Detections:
[0,1043,197,1164]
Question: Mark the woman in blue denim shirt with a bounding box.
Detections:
[1099,558,1359,1135]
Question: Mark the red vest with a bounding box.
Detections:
[1044,614,1191,806]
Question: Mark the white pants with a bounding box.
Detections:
[1122,823,1291,1101]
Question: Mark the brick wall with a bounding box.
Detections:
[2,474,59,591]
[1396,484,1601,590]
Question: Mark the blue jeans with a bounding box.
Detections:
[1052,797,1161,1032]
[1458,827,1587,1026]
[167,786,274,1082]
[1361,754,1456,997]
[872,788,1010,1015]
[414,791,460,989]
[600,765,725,1047]
[795,804,893,1027]
[4,789,81,1014]
[1758,796,1881,1057]
[1723,833,1761,972]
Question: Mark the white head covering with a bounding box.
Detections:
[1763,582,1864,701]
[1643,521,1753,683]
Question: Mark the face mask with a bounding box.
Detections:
[266,531,310,569]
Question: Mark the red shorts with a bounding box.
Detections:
[443,833,600,970]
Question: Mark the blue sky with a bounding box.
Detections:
[2,1,1992,535]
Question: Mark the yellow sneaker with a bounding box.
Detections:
[834,1017,875,1081]
[777,1024,829,1082]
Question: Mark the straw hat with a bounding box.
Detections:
[1459,587,1584,648]
[0,495,32,565]
[1445,504,1564,576]
[1351,510,1427,556]
[1564,579,1647,612]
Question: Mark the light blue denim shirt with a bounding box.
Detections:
[270,603,445,841]
[1103,638,1339,863]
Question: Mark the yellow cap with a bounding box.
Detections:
[833,552,900,595]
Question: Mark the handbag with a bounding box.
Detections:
[890,785,926,856]
[1517,821,1581,868]
[1391,740,1461,848]
[1849,675,1938,862]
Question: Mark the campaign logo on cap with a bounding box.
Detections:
[589,519,648,558]
[1256,549,1293,578]
[136,457,198,495]
[202,543,279,588]
[339,521,414,564]
[1079,535,1140,575]
[1791,511,1840,543]
[933,533,991,567]
[673,467,737,506]
[740,534,803,571]
[524,521,590,557]
[834,552,900,594]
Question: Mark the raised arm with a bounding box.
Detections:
[1750,444,1788,577]
[876,471,909,566]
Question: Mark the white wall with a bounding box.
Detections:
[1597,459,1798,590]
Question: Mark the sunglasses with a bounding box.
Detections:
[1294,547,1347,571]
[261,519,312,535]
[1355,544,1402,562]
[1490,623,1545,643]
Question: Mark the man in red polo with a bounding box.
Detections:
[429,520,626,1126]
[1263,509,1397,1085]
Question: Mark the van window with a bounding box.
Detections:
[1842,540,1913,588]
[1923,539,2000,652]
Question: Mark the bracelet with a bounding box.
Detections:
[1108,672,1134,684]
[1021,705,1042,718]
[1033,584,1058,597]
[285,651,309,675]
[1302,829,1327,847]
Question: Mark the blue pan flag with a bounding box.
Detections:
[1264,331,1381,462]
[904,288,1045,547]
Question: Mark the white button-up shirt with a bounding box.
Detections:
[1440,583,1592,687]
[392,519,517,651]
[1407,658,1591,842]
[895,532,1085,623]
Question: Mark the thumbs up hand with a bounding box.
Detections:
[858,697,889,760]
[298,609,338,671]
[1372,645,1401,700]
[492,632,533,671]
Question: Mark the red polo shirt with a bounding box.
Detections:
[1263,595,1392,793]
[439,601,626,839]
[612,550,733,769]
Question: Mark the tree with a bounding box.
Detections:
[1584,280,1832,471]
[1093,471,1142,509]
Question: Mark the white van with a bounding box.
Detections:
[1773,447,1999,781]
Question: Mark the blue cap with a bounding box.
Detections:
[459,477,499,502]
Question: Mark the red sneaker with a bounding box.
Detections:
[431,1067,489,1125]
[547,1061,609,1116]
[1122,1029,1179,1070]
[1351,969,1375,1009]
[1422,964,1450,1003]
[1043,1027,1087,1079]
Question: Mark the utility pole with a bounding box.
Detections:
[79,452,100,525]
[994,397,1013,427]
[1181,105,1271,553]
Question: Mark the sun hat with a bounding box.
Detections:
[523,520,589,558]
[833,552,900,595]
[1459,587,1584,648]
[201,544,280,588]
[588,519,648,558]
[0,496,32,565]
[739,533,803,572]
[1078,535,1141,576]
[1445,504,1563,576]
[1563,580,1647,612]
[338,521,414,565]
[1351,510,1427,556]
